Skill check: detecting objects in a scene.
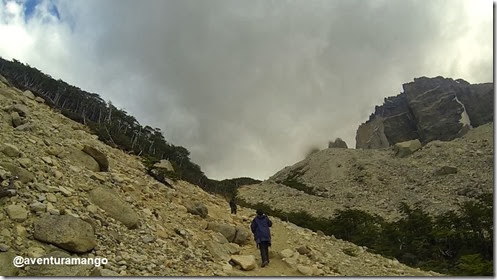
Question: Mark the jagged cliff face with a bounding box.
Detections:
[356,76,493,149]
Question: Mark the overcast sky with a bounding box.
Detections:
[0,0,493,180]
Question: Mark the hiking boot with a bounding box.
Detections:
[261,261,269,267]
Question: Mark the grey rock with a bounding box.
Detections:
[435,166,457,176]
[30,202,46,212]
[206,222,236,242]
[10,104,29,117]
[153,159,174,172]
[10,111,23,127]
[46,193,57,203]
[0,243,10,252]
[0,163,34,183]
[186,202,208,218]
[1,143,20,157]
[35,96,45,103]
[296,245,311,255]
[89,187,139,229]
[205,241,230,261]
[230,255,256,271]
[33,215,96,253]
[0,251,19,276]
[280,248,294,258]
[394,139,422,158]
[62,148,100,172]
[233,226,250,245]
[22,90,35,99]
[14,122,34,131]
[6,204,28,222]
[297,264,313,276]
[17,158,32,168]
[82,146,109,172]
[141,235,156,243]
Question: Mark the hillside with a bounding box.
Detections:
[238,122,492,221]
[0,76,442,276]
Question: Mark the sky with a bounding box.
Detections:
[0,0,493,180]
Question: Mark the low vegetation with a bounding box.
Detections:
[239,193,493,276]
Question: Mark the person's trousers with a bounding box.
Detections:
[258,241,270,264]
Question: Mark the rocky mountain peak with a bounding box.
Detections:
[356,76,493,149]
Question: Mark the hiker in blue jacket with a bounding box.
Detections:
[250,209,272,267]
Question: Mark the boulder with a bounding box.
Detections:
[89,187,139,229]
[15,123,34,131]
[22,90,35,100]
[206,222,236,242]
[10,104,29,117]
[393,139,422,158]
[153,159,174,172]
[82,146,109,172]
[328,138,348,149]
[435,166,457,176]
[0,163,34,183]
[33,215,96,253]
[230,255,256,271]
[30,202,46,212]
[186,202,208,218]
[206,241,231,261]
[62,148,100,172]
[10,112,23,127]
[35,96,45,103]
[296,264,313,276]
[6,204,28,222]
[232,226,250,245]
[225,243,241,255]
[280,249,294,259]
[17,158,32,168]
[0,251,19,276]
[1,143,20,157]
[296,245,311,256]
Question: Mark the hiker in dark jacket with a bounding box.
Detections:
[250,209,272,267]
[229,196,237,214]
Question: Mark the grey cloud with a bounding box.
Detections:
[47,0,494,179]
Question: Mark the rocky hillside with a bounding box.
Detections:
[238,122,492,221]
[0,76,441,276]
[356,76,493,149]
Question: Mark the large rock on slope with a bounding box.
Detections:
[206,222,237,242]
[153,159,174,172]
[0,162,34,183]
[62,148,100,172]
[89,187,139,229]
[82,145,109,172]
[0,251,19,276]
[230,255,256,271]
[33,215,97,253]
[394,139,422,158]
[356,76,493,149]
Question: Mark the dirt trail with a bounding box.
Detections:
[226,206,304,276]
